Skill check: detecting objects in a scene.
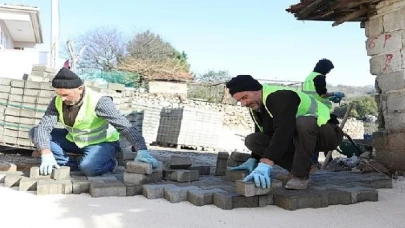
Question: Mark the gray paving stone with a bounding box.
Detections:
[126,161,152,174]
[4,174,23,187]
[123,173,147,186]
[37,179,72,195]
[189,166,211,175]
[89,181,126,197]
[51,166,70,180]
[126,185,143,196]
[225,170,247,182]
[19,177,40,191]
[0,171,23,183]
[235,180,272,197]
[164,186,200,203]
[71,176,90,194]
[169,156,192,169]
[213,192,260,210]
[142,184,177,199]
[187,188,225,206]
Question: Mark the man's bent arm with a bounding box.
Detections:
[95,96,148,151]
[34,97,58,153]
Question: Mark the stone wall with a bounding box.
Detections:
[366,0,405,171]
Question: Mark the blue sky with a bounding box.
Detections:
[12,0,374,86]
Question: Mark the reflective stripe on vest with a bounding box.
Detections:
[55,87,120,148]
[249,109,263,132]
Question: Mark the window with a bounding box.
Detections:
[1,31,7,48]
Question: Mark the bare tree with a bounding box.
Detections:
[69,26,126,72]
[120,30,191,82]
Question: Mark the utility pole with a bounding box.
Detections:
[50,0,59,68]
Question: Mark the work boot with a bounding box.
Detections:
[309,164,320,174]
[285,177,310,190]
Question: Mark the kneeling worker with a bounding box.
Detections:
[30,68,159,176]
[226,75,343,190]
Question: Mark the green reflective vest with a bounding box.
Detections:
[250,84,330,132]
[302,72,332,110]
[55,88,120,148]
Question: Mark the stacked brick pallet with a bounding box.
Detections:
[24,64,58,82]
[156,107,223,149]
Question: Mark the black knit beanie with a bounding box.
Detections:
[226,75,262,96]
[52,68,83,89]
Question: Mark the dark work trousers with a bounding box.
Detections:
[245,116,343,178]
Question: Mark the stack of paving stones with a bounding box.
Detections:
[156,107,223,149]
[24,64,58,82]
[130,104,161,145]
[0,155,394,210]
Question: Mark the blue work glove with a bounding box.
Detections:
[328,96,341,103]
[40,153,60,175]
[242,162,273,188]
[135,150,159,168]
[228,158,258,174]
[333,92,345,100]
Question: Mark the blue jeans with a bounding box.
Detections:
[30,128,120,176]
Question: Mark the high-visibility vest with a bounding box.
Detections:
[55,87,120,148]
[302,72,332,110]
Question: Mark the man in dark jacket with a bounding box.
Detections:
[227,75,343,190]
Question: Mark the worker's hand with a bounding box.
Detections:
[40,153,60,175]
[135,150,159,168]
[329,96,341,103]
[227,158,258,174]
[333,92,345,99]
[242,162,273,188]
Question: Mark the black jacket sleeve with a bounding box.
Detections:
[313,75,327,96]
[263,90,300,161]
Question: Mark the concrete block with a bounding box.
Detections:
[24,81,42,89]
[259,194,274,206]
[385,89,405,111]
[0,171,23,183]
[376,70,405,92]
[171,170,199,182]
[230,152,250,162]
[215,153,228,176]
[213,192,260,210]
[126,161,152,174]
[89,181,126,197]
[117,152,136,160]
[366,30,402,56]
[369,50,402,75]
[87,175,118,182]
[0,161,17,172]
[169,156,192,169]
[187,188,225,206]
[145,170,163,183]
[189,166,211,175]
[4,174,23,187]
[0,85,11,93]
[23,89,40,96]
[225,170,247,182]
[30,167,40,178]
[383,111,405,131]
[10,80,25,88]
[123,172,147,186]
[365,16,383,38]
[274,189,329,211]
[126,185,143,196]
[310,187,352,205]
[10,87,24,95]
[382,8,405,33]
[235,180,271,197]
[37,179,73,195]
[51,166,70,180]
[71,177,91,194]
[0,78,12,86]
[338,186,378,203]
[164,186,200,203]
[19,177,39,191]
[142,184,177,199]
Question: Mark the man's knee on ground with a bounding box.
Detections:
[244,133,256,150]
[79,161,100,176]
[295,117,316,132]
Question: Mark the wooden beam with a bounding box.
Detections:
[332,7,369,26]
[296,0,324,18]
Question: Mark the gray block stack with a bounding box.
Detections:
[25,64,58,82]
[156,107,223,149]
